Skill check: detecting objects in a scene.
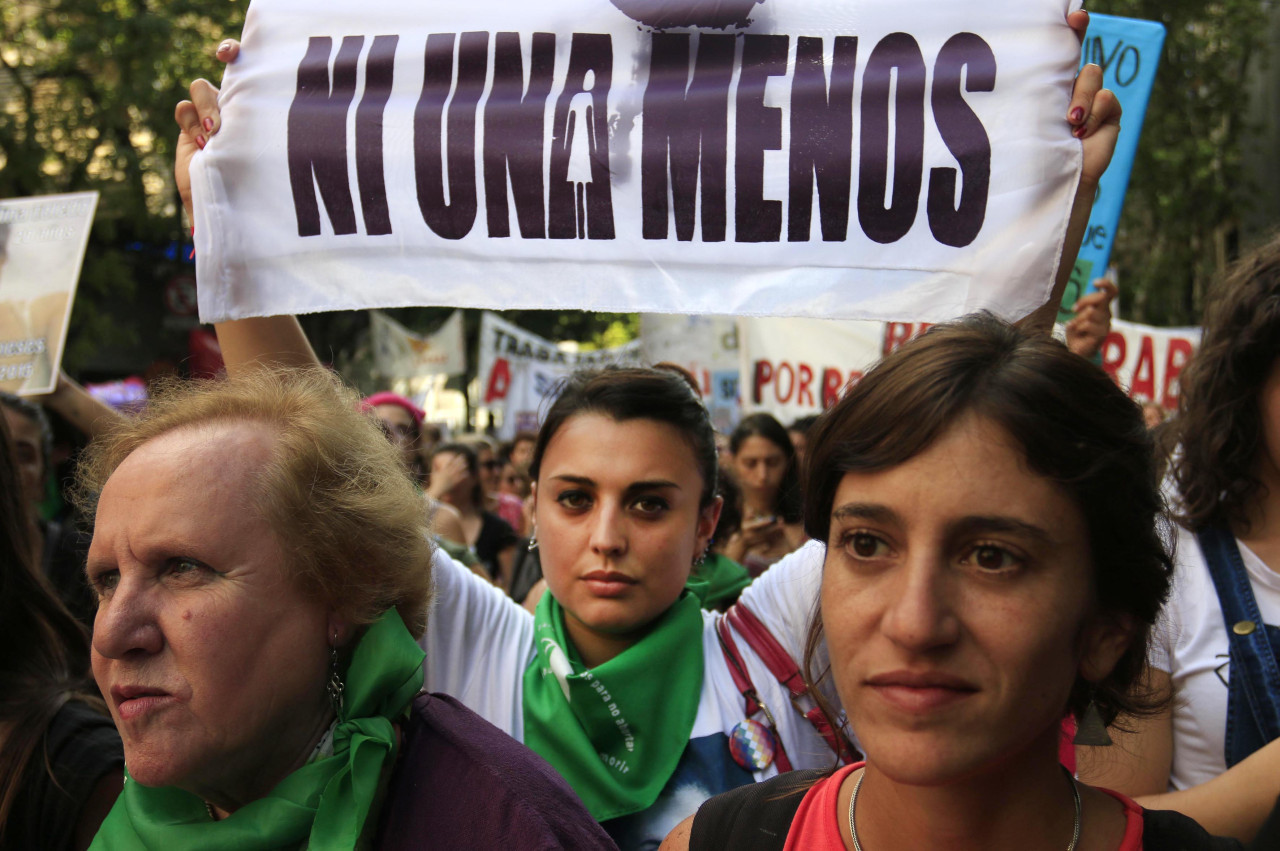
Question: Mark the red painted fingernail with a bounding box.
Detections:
[1074,125,1087,139]
[203,117,214,132]
[1070,107,1084,123]
[196,134,206,149]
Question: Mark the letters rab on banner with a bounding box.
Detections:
[1100,318,1199,411]
[192,0,1084,324]
[0,192,98,395]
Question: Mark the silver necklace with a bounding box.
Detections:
[846,767,1082,851]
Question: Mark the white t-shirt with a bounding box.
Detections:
[1151,524,1280,790]
[420,540,848,847]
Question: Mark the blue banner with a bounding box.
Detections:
[1059,14,1165,321]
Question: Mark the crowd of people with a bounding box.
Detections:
[5,9,1280,851]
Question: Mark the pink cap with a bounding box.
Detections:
[362,391,424,428]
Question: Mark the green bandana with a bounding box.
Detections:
[688,553,752,611]
[522,591,704,822]
[90,608,425,851]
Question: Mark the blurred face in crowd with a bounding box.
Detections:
[732,435,787,508]
[821,415,1129,786]
[88,423,335,804]
[476,444,503,494]
[788,428,808,466]
[373,404,419,470]
[510,436,536,471]
[500,462,530,499]
[533,413,718,665]
[3,406,44,511]
[430,449,478,508]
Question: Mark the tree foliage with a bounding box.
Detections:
[1091,0,1272,325]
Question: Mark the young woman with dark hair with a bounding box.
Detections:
[1079,232,1280,843]
[0,409,123,851]
[428,441,519,588]
[722,413,808,575]
[421,366,848,849]
[666,315,1233,851]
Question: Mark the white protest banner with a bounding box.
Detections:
[639,313,739,394]
[738,315,886,423]
[1100,318,1199,410]
[478,311,644,437]
[192,0,1083,324]
[370,309,467,378]
[0,192,98,395]
[641,313,743,430]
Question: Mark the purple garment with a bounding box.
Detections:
[375,692,618,851]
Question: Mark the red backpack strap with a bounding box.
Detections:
[725,603,860,764]
[716,614,794,773]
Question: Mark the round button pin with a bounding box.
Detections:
[1233,620,1257,636]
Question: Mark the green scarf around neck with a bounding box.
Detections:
[90,608,425,851]
[688,553,752,611]
[522,590,704,822]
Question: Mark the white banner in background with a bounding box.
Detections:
[0,192,97,395]
[192,0,1083,323]
[641,313,742,430]
[738,315,887,423]
[478,312,644,438]
[370,309,467,378]
[1101,318,1200,410]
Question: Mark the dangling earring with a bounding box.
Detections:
[527,530,538,552]
[1073,692,1113,746]
[327,631,345,717]
[693,544,710,567]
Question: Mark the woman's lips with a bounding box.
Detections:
[865,671,978,713]
[581,570,638,598]
[112,686,177,721]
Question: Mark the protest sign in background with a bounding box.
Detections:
[0,192,98,395]
[640,313,742,429]
[1059,14,1165,321]
[737,315,885,424]
[192,0,1084,324]
[1100,318,1199,410]
[478,311,643,438]
[370,309,467,378]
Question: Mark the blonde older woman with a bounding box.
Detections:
[77,368,612,850]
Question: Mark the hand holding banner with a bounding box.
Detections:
[191,0,1086,324]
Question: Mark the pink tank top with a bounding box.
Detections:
[782,763,1145,851]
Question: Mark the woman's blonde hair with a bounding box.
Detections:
[74,367,433,637]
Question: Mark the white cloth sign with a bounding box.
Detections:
[192,0,1083,323]
[369,309,466,377]
[1101,318,1200,409]
[477,311,644,438]
[738,315,887,422]
[639,314,739,395]
[0,192,98,395]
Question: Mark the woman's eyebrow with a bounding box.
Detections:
[548,474,595,487]
[624,480,681,496]
[831,503,898,525]
[947,515,1055,545]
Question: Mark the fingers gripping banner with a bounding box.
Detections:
[192,0,1084,323]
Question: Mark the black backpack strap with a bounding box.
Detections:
[688,770,826,851]
[1141,808,1245,850]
